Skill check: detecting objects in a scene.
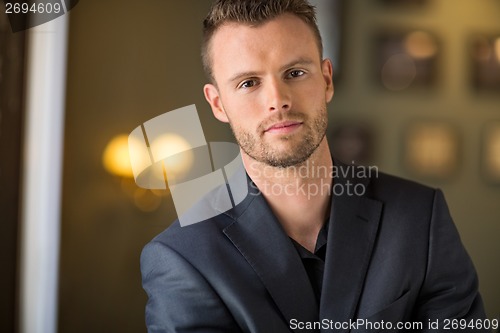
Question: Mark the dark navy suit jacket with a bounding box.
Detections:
[141,165,487,332]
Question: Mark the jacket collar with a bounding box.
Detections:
[223,182,320,331]
[319,161,383,332]
[221,160,383,332]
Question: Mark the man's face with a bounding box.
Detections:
[204,14,334,168]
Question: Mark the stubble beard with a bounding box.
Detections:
[229,107,328,168]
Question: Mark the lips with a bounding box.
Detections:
[265,121,303,132]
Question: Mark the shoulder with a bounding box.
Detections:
[336,160,439,209]
[374,171,439,209]
[362,170,449,236]
[140,213,233,279]
[146,210,233,252]
[369,170,436,199]
[333,160,437,201]
[145,178,245,249]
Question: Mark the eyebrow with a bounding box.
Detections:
[227,57,316,85]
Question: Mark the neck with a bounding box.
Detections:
[242,139,333,252]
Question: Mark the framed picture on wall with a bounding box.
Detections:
[481,121,500,184]
[330,121,376,166]
[374,29,439,91]
[403,121,460,180]
[470,34,500,91]
[378,0,427,6]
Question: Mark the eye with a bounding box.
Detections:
[286,69,306,79]
[238,79,259,89]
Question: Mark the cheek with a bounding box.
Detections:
[225,95,261,121]
[223,103,260,132]
[294,83,325,106]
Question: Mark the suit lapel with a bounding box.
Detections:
[219,162,383,332]
[223,188,319,332]
[320,165,383,332]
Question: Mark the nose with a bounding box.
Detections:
[265,79,291,112]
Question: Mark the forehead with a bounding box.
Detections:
[209,14,321,81]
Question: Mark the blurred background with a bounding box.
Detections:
[1,0,499,332]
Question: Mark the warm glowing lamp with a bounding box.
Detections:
[405,123,458,178]
[404,31,437,59]
[149,133,194,176]
[486,127,500,178]
[495,37,500,63]
[127,130,194,188]
[103,134,134,177]
[103,134,170,212]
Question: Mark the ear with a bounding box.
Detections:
[321,59,334,103]
[204,84,229,123]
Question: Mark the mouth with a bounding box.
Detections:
[264,121,303,134]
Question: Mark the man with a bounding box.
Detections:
[141,0,488,332]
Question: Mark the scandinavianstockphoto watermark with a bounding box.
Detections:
[249,161,379,199]
[128,105,379,226]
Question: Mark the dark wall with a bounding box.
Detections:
[59,1,220,332]
[0,6,25,333]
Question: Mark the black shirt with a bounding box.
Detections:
[290,220,329,306]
